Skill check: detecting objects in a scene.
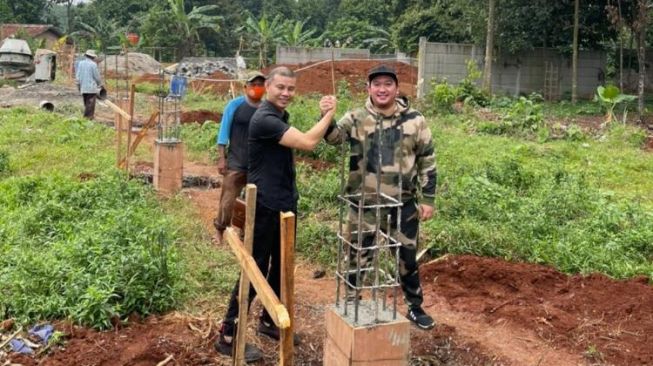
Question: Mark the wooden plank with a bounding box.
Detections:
[234,185,257,366]
[224,228,290,329]
[99,99,132,121]
[279,211,296,366]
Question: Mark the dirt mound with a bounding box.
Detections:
[421,255,653,365]
[264,60,418,96]
[189,70,236,95]
[8,316,218,366]
[180,110,221,124]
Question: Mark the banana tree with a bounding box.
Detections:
[240,13,284,68]
[167,0,222,58]
[595,85,637,124]
[281,19,319,47]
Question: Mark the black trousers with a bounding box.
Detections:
[222,203,296,336]
[82,93,96,119]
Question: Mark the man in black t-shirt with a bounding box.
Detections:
[214,72,266,243]
[215,66,337,362]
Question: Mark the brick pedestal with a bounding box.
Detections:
[324,302,410,365]
[154,141,183,195]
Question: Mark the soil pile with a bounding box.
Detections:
[100,52,161,76]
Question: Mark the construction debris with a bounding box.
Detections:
[176,57,239,78]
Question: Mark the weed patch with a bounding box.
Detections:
[0,173,181,329]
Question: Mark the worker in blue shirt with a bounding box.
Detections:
[214,71,266,242]
[75,50,103,120]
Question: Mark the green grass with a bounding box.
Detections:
[0,108,115,176]
[421,114,653,280]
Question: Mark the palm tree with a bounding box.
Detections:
[240,13,284,68]
[167,0,222,57]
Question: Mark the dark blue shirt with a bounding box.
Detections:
[248,101,297,212]
[227,101,258,172]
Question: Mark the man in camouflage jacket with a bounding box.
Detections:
[324,65,436,330]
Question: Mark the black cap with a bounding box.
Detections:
[367,64,398,83]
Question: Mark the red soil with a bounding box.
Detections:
[179,110,221,124]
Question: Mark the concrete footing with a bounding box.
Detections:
[153,140,183,195]
[324,301,410,365]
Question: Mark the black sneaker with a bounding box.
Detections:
[257,320,300,345]
[406,306,435,330]
[214,333,263,363]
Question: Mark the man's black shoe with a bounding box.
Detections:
[257,321,300,345]
[406,306,435,330]
[214,336,263,363]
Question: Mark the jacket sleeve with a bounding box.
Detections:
[324,111,354,145]
[415,116,437,207]
[216,96,245,146]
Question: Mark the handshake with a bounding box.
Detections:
[319,95,337,118]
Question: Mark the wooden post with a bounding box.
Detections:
[234,184,257,366]
[126,84,135,171]
[331,49,336,95]
[115,99,123,167]
[279,212,296,366]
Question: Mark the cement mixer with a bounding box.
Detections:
[0,38,35,81]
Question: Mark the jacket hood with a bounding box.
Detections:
[365,96,410,118]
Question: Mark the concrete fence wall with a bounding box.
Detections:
[417,38,608,99]
[276,46,370,64]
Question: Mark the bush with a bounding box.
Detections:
[456,60,490,107]
[478,96,544,138]
[424,60,489,113]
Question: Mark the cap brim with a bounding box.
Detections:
[368,72,398,82]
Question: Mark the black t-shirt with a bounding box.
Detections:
[248,100,298,212]
[227,101,258,172]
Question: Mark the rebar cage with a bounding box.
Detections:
[334,116,406,325]
[156,69,181,143]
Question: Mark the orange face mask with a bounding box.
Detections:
[246,85,265,101]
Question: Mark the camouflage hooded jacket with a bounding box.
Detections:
[324,97,437,207]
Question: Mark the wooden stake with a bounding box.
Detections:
[114,99,123,167]
[279,211,296,366]
[331,49,336,95]
[119,111,158,168]
[224,229,290,329]
[234,184,257,366]
[126,84,135,171]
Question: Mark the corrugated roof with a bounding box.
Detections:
[0,24,63,40]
